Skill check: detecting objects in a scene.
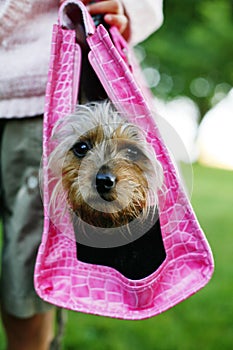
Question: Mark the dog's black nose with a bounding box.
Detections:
[95,172,116,196]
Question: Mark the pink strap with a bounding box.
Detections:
[58,0,96,36]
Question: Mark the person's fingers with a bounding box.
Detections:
[59,0,94,6]
[59,1,129,36]
[80,0,90,5]
[87,0,124,16]
[104,14,128,33]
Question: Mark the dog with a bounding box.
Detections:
[48,101,163,233]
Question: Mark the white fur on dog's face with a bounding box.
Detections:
[48,102,163,229]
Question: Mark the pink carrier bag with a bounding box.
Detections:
[34,0,214,320]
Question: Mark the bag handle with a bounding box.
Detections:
[58,0,96,36]
[58,0,129,64]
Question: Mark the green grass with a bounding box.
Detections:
[1,164,233,349]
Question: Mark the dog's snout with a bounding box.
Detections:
[95,171,116,198]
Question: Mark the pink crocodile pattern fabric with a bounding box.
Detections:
[34,0,214,320]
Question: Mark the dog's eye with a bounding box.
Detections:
[72,141,91,158]
[126,147,139,161]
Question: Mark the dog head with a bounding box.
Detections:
[49,102,163,229]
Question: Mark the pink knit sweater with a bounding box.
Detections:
[0,0,163,118]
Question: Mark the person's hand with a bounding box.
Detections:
[60,0,130,40]
[85,1,129,38]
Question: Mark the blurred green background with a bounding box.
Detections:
[0,0,232,349]
[141,0,233,118]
